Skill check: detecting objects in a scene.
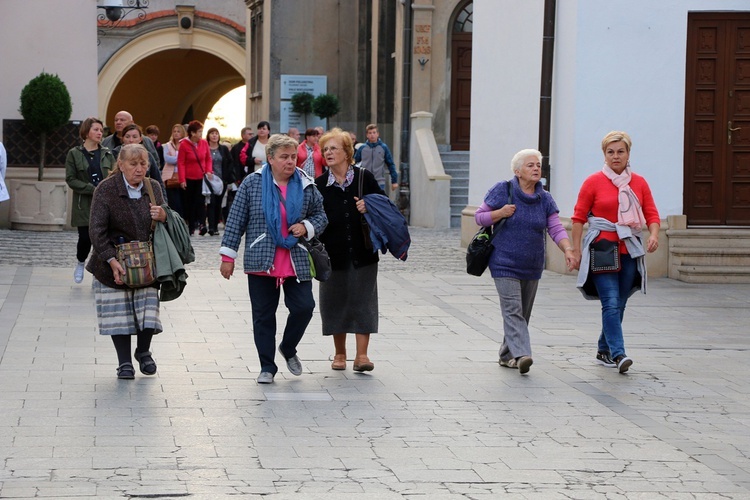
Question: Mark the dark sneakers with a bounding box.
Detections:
[516,356,533,374]
[596,351,616,368]
[613,355,633,373]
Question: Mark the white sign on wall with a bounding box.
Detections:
[280,75,328,133]
[280,75,327,100]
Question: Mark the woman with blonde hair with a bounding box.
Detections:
[162,123,187,218]
[315,128,384,372]
[571,131,660,373]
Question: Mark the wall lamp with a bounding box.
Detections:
[418,57,429,70]
[97,0,150,29]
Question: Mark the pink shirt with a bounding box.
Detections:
[252,184,295,282]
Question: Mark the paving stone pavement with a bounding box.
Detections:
[0,227,749,499]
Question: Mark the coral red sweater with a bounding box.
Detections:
[572,171,660,249]
[177,138,213,182]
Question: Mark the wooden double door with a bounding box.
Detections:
[685,13,750,226]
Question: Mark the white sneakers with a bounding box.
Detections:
[73,261,85,283]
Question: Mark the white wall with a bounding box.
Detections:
[472,0,750,219]
[469,0,544,204]
[0,0,98,141]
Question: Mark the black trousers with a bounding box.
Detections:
[247,274,315,375]
[77,226,91,262]
[206,186,227,232]
[184,179,206,232]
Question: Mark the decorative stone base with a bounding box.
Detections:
[8,179,68,232]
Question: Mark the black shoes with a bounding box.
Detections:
[117,362,135,380]
[596,351,616,368]
[613,355,633,373]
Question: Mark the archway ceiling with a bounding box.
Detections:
[105,48,244,139]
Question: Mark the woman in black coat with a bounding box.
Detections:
[206,127,233,235]
[315,128,385,373]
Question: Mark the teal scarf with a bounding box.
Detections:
[262,165,303,249]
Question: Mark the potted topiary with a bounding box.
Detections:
[312,93,341,126]
[9,72,73,231]
[290,91,315,130]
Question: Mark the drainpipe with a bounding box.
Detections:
[538,0,556,191]
[398,0,412,221]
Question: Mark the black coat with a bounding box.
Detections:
[315,167,384,270]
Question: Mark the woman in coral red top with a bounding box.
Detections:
[296,128,326,178]
[571,131,660,374]
[178,120,214,235]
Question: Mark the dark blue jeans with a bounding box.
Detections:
[247,274,314,375]
[592,253,638,359]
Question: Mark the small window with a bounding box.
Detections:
[453,2,473,33]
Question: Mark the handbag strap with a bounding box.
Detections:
[489,181,513,243]
[188,140,205,174]
[357,165,364,198]
[143,176,157,233]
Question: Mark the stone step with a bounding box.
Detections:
[673,265,750,284]
[440,151,470,229]
[443,165,469,175]
[440,151,470,160]
[447,178,469,188]
[670,246,750,266]
[667,229,750,248]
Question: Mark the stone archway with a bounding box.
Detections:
[98,28,245,137]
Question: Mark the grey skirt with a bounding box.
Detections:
[93,279,162,336]
[319,262,378,335]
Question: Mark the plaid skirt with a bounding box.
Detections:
[93,279,162,336]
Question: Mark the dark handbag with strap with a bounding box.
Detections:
[466,181,512,276]
[357,167,374,251]
[275,186,331,281]
[116,179,158,288]
[590,239,621,273]
[299,236,332,282]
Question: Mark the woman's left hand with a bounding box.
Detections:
[150,204,167,222]
[564,249,577,272]
[289,223,307,238]
[646,234,659,253]
[354,197,367,214]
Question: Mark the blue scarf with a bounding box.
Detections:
[262,165,303,249]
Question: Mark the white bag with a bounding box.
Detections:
[202,174,223,196]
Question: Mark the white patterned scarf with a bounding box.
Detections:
[602,163,646,228]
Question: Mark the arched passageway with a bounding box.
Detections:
[98,28,245,138]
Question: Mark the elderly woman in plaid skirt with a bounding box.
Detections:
[87,144,167,380]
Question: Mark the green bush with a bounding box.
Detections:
[312,94,341,120]
[19,72,73,180]
[290,92,315,115]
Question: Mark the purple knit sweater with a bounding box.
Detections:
[475,177,567,280]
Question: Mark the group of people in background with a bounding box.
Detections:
[61,111,402,381]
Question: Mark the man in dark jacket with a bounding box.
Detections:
[231,126,253,183]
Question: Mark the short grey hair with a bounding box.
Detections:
[266,133,299,159]
[510,149,542,174]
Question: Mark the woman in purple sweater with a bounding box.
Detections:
[475,149,575,374]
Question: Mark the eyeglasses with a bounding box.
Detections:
[322,146,341,153]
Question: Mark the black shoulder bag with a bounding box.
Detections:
[276,186,331,282]
[466,182,513,276]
